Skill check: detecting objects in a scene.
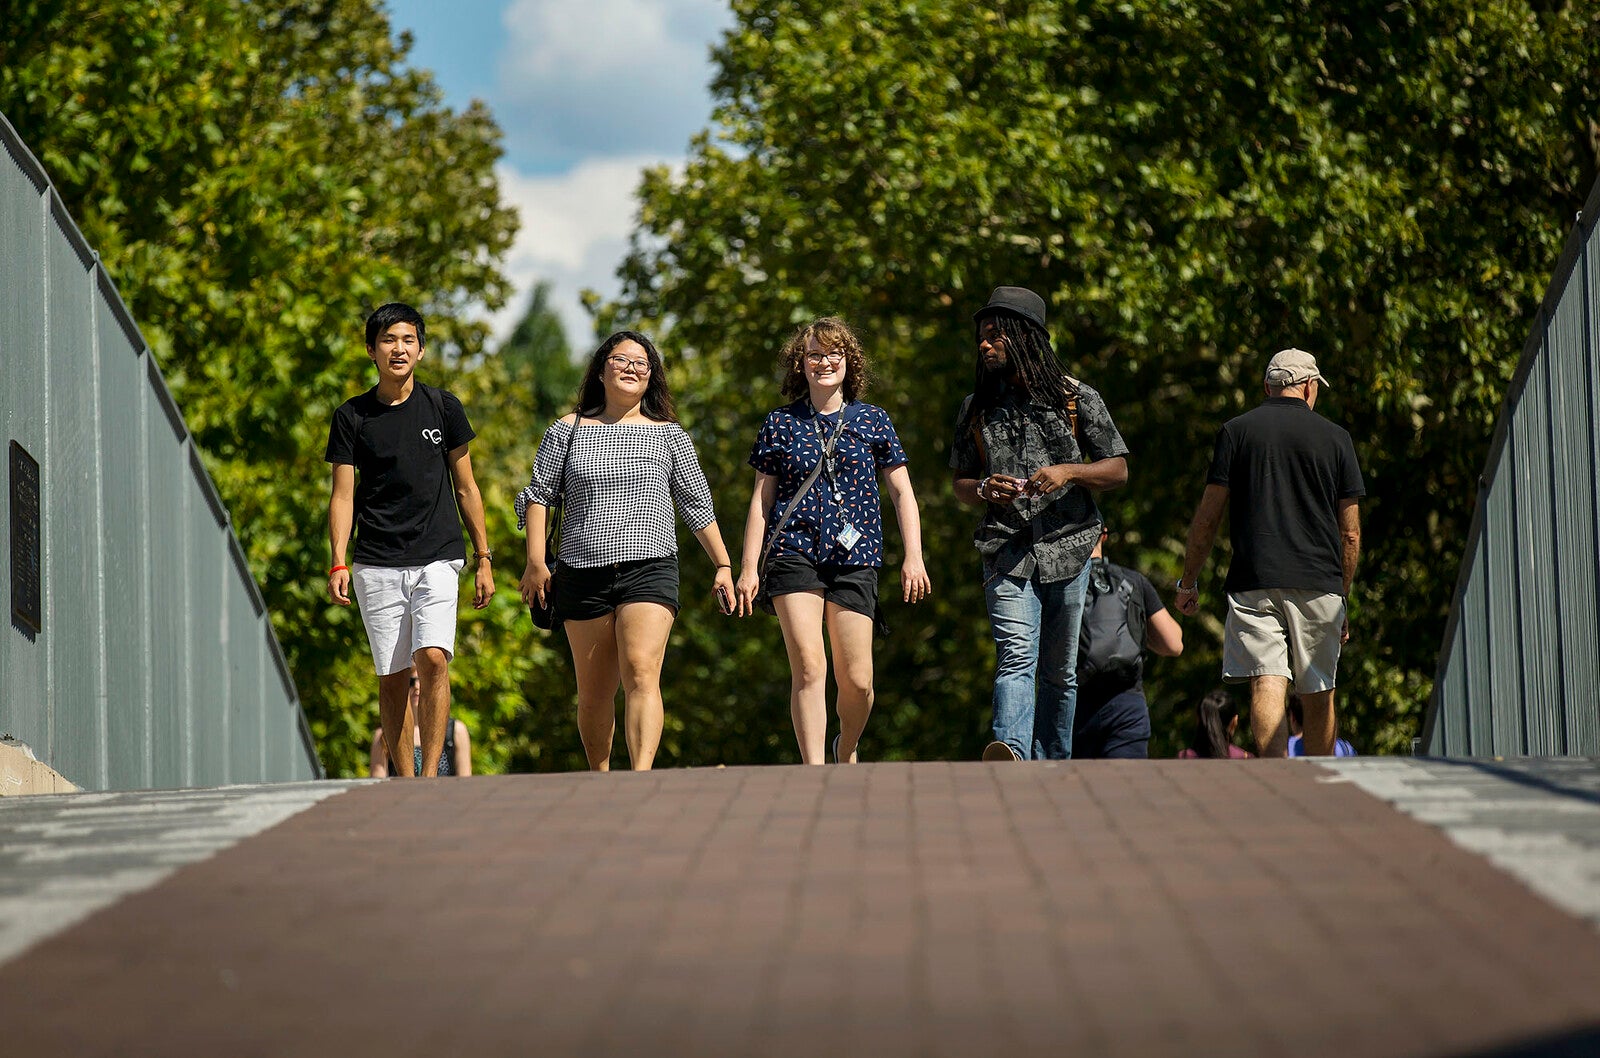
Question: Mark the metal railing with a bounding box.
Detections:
[0,110,321,788]
[1423,175,1600,757]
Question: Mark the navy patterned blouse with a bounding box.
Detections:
[748,400,908,568]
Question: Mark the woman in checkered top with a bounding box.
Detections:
[734,317,931,764]
[517,331,736,771]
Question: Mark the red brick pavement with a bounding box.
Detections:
[7,761,1600,1057]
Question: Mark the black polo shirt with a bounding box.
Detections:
[1207,397,1365,594]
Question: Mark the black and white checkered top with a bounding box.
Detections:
[514,416,718,568]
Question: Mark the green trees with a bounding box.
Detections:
[611,0,1600,755]
[9,0,1596,768]
[1,0,518,775]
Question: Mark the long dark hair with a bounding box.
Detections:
[1190,689,1239,759]
[575,330,678,422]
[960,311,1078,430]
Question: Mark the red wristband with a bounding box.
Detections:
[330,565,349,575]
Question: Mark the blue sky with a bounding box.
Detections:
[383,0,733,345]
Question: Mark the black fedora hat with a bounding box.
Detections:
[973,286,1048,331]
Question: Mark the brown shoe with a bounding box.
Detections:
[983,740,1022,762]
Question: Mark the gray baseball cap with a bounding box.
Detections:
[1264,348,1330,388]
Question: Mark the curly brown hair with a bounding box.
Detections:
[779,317,870,402]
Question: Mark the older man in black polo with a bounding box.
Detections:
[1175,349,1364,757]
[951,286,1130,761]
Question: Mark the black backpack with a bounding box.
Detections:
[1077,559,1147,693]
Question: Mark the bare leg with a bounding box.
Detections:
[614,602,675,771]
[565,613,621,771]
[825,603,875,764]
[1297,688,1338,756]
[774,591,829,764]
[1249,674,1292,757]
[412,647,451,777]
[377,669,415,777]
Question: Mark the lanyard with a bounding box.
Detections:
[810,407,847,503]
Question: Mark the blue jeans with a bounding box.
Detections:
[984,562,1093,760]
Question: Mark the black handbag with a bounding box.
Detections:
[529,415,581,630]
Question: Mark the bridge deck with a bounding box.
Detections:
[4,759,1599,1056]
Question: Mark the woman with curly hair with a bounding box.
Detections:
[517,330,736,771]
[735,317,931,764]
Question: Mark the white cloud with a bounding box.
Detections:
[496,0,730,166]
[489,156,673,349]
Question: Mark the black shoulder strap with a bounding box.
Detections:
[548,415,582,555]
[758,412,848,575]
[419,383,453,471]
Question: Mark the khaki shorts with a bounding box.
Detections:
[1222,589,1345,693]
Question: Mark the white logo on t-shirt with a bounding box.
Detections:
[422,428,443,445]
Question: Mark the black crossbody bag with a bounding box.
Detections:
[529,415,582,630]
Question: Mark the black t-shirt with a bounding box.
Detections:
[325,383,475,567]
[1206,397,1365,594]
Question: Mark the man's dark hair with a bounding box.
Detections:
[365,302,427,348]
[961,312,1077,430]
[575,330,679,422]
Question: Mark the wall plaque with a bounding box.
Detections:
[10,441,41,634]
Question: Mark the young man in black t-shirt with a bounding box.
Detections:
[326,302,494,777]
[1174,349,1364,758]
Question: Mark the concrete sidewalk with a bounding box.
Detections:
[3,759,1599,1057]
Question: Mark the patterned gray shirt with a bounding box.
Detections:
[949,380,1129,583]
[514,418,717,568]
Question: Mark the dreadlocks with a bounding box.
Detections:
[961,312,1079,431]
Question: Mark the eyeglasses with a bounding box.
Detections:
[804,350,846,365]
[606,354,651,374]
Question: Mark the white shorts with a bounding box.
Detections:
[350,559,465,676]
[1222,588,1345,693]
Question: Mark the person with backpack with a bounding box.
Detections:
[1073,527,1184,758]
[950,287,1130,761]
[326,302,495,778]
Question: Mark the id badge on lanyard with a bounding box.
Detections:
[815,410,860,553]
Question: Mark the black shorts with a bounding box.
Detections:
[764,553,878,619]
[556,555,679,623]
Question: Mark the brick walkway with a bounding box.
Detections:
[6,761,1600,1056]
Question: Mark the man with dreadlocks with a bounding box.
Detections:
[950,287,1130,761]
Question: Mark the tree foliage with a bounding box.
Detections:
[608,0,1600,757]
[1,0,521,775]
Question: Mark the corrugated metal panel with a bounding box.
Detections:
[147,376,190,786]
[1483,467,1521,753]
[1462,534,1492,752]
[1,109,317,788]
[0,131,49,756]
[1576,234,1600,755]
[1546,267,1597,755]
[187,450,229,787]
[96,284,153,788]
[1428,175,1600,757]
[1437,620,1467,755]
[1512,348,1559,754]
[44,219,105,786]
[227,539,265,783]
